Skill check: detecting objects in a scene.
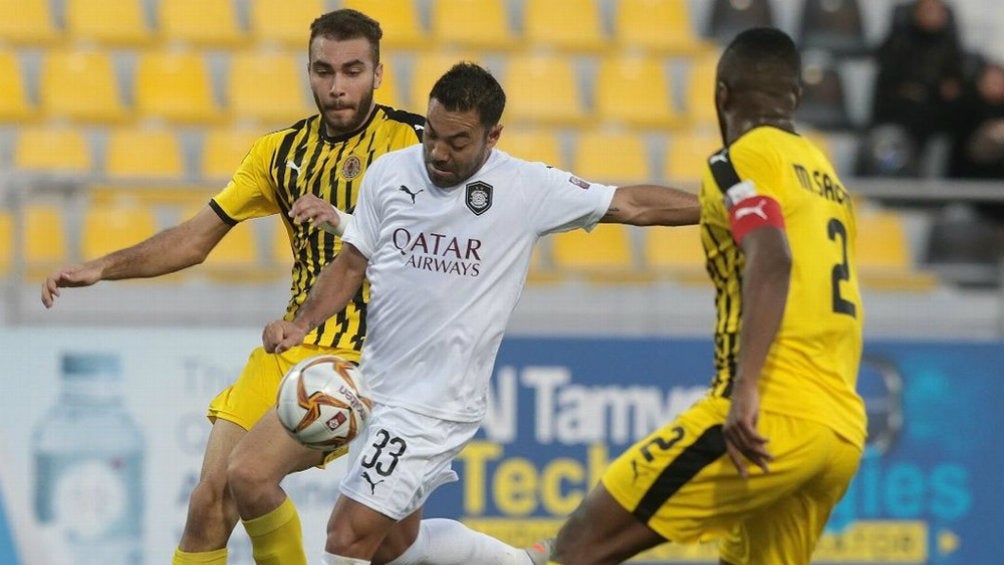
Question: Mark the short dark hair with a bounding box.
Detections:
[309,9,382,64]
[429,62,506,129]
[718,27,801,96]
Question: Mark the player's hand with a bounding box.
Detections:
[723,381,773,479]
[289,194,341,233]
[41,264,102,308]
[262,320,307,354]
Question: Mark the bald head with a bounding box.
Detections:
[715,27,802,143]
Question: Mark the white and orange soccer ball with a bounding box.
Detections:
[276,355,373,451]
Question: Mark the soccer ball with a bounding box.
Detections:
[276,355,373,451]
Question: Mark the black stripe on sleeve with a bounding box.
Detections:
[632,425,727,524]
[208,199,238,226]
[708,149,742,193]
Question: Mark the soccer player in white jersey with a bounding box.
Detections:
[261,62,700,565]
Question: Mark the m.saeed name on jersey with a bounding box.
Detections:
[792,162,852,206]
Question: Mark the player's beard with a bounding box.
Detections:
[316,88,376,138]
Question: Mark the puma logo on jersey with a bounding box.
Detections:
[362,471,385,494]
[709,152,729,165]
[399,184,424,204]
[733,200,768,220]
[287,160,302,173]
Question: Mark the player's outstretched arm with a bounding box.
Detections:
[263,242,368,354]
[601,184,700,226]
[41,206,231,308]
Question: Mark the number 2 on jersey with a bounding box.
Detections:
[827,218,857,317]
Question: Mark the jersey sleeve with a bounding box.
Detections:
[709,138,788,242]
[524,163,617,236]
[341,155,386,259]
[210,135,282,223]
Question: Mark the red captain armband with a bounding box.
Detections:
[728,195,785,243]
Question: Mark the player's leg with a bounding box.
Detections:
[377,511,546,565]
[172,419,246,565]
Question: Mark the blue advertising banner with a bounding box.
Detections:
[422,337,1004,565]
[0,484,19,565]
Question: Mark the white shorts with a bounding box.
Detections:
[340,404,480,520]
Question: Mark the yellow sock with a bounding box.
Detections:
[172,546,227,565]
[243,496,307,565]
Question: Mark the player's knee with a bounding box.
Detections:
[226,458,266,501]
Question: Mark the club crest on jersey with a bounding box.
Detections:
[465,181,493,216]
[340,155,362,180]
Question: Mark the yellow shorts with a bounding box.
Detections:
[207,344,362,462]
[602,396,862,565]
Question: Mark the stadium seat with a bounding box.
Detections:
[642,224,707,283]
[663,128,721,183]
[14,126,93,174]
[551,224,649,283]
[376,57,404,109]
[40,48,128,123]
[430,0,517,51]
[181,202,266,281]
[496,129,565,169]
[201,126,260,181]
[409,52,485,112]
[249,0,323,49]
[134,50,220,124]
[705,0,774,45]
[81,198,159,260]
[572,130,651,185]
[595,55,683,129]
[0,0,60,45]
[797,0,869,57]
[158,0,244,48]
[65,0,154,47]
[855,209,937,291]
[0,52,36,123]
[683,53,720,128]
[227,51,312,127]
[25,203,70,274]
[104,126,186,180]
[503,53,586,127]
[922,207,1002,288]
[0,209,11,276]
[614,0,714,56]
[342,0,428,50]
[797,51,853,131]
[523,0,607,53]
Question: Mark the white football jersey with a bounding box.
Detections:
[343,145,616,421]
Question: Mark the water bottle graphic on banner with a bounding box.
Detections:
[33,352,144,565]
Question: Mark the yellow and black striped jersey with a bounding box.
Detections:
[699,126,866,448]
[210,105,423,350]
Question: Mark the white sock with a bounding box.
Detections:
[386,518,531,565]
[321,553,370,565]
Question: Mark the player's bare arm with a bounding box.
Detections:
[724,225,791,478]
[601,184,700,226]
[289,193,352,235]
[41,206,230,308]
[263,242,368,354]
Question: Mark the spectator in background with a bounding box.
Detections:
[948,61,1004,221]
[870,0,965,163]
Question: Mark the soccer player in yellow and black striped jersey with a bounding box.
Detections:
[549,28,866,565]
[43,9,423,565]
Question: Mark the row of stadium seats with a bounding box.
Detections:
[0,47,726,129]
[8,123,827,186]
[1,0,716,56]
[0,197,936,292]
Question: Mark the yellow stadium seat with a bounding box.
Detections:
[376,57,403,109]
[227,51,311,127]
[663,128,721,183]
[642,223,707,283]
[105,127,185,180]
[0,0,59,45]
[614,0,715,56]
[15,126,92,174]
[25,203,69,273]
[684,53,720,128]
[342,0,428,50]
[40,49,128,123]
[409,52,483,112]
[180,202,266,281]
[0,52,36,122]
[496,129,565,169]
[572,130,651,185]
[82,198,159,260]
[430,0,517,51]
[65,0,154,47]
[249,0,322,48]
[504,53,586,127]
[854,209,937,291]
[158,0,243,48]
[551,224,650,283]
[201,126,260,181]
[523,0,607,53]
[595,55,683,129]
[0,210,12,275]
[135,50,220,124]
